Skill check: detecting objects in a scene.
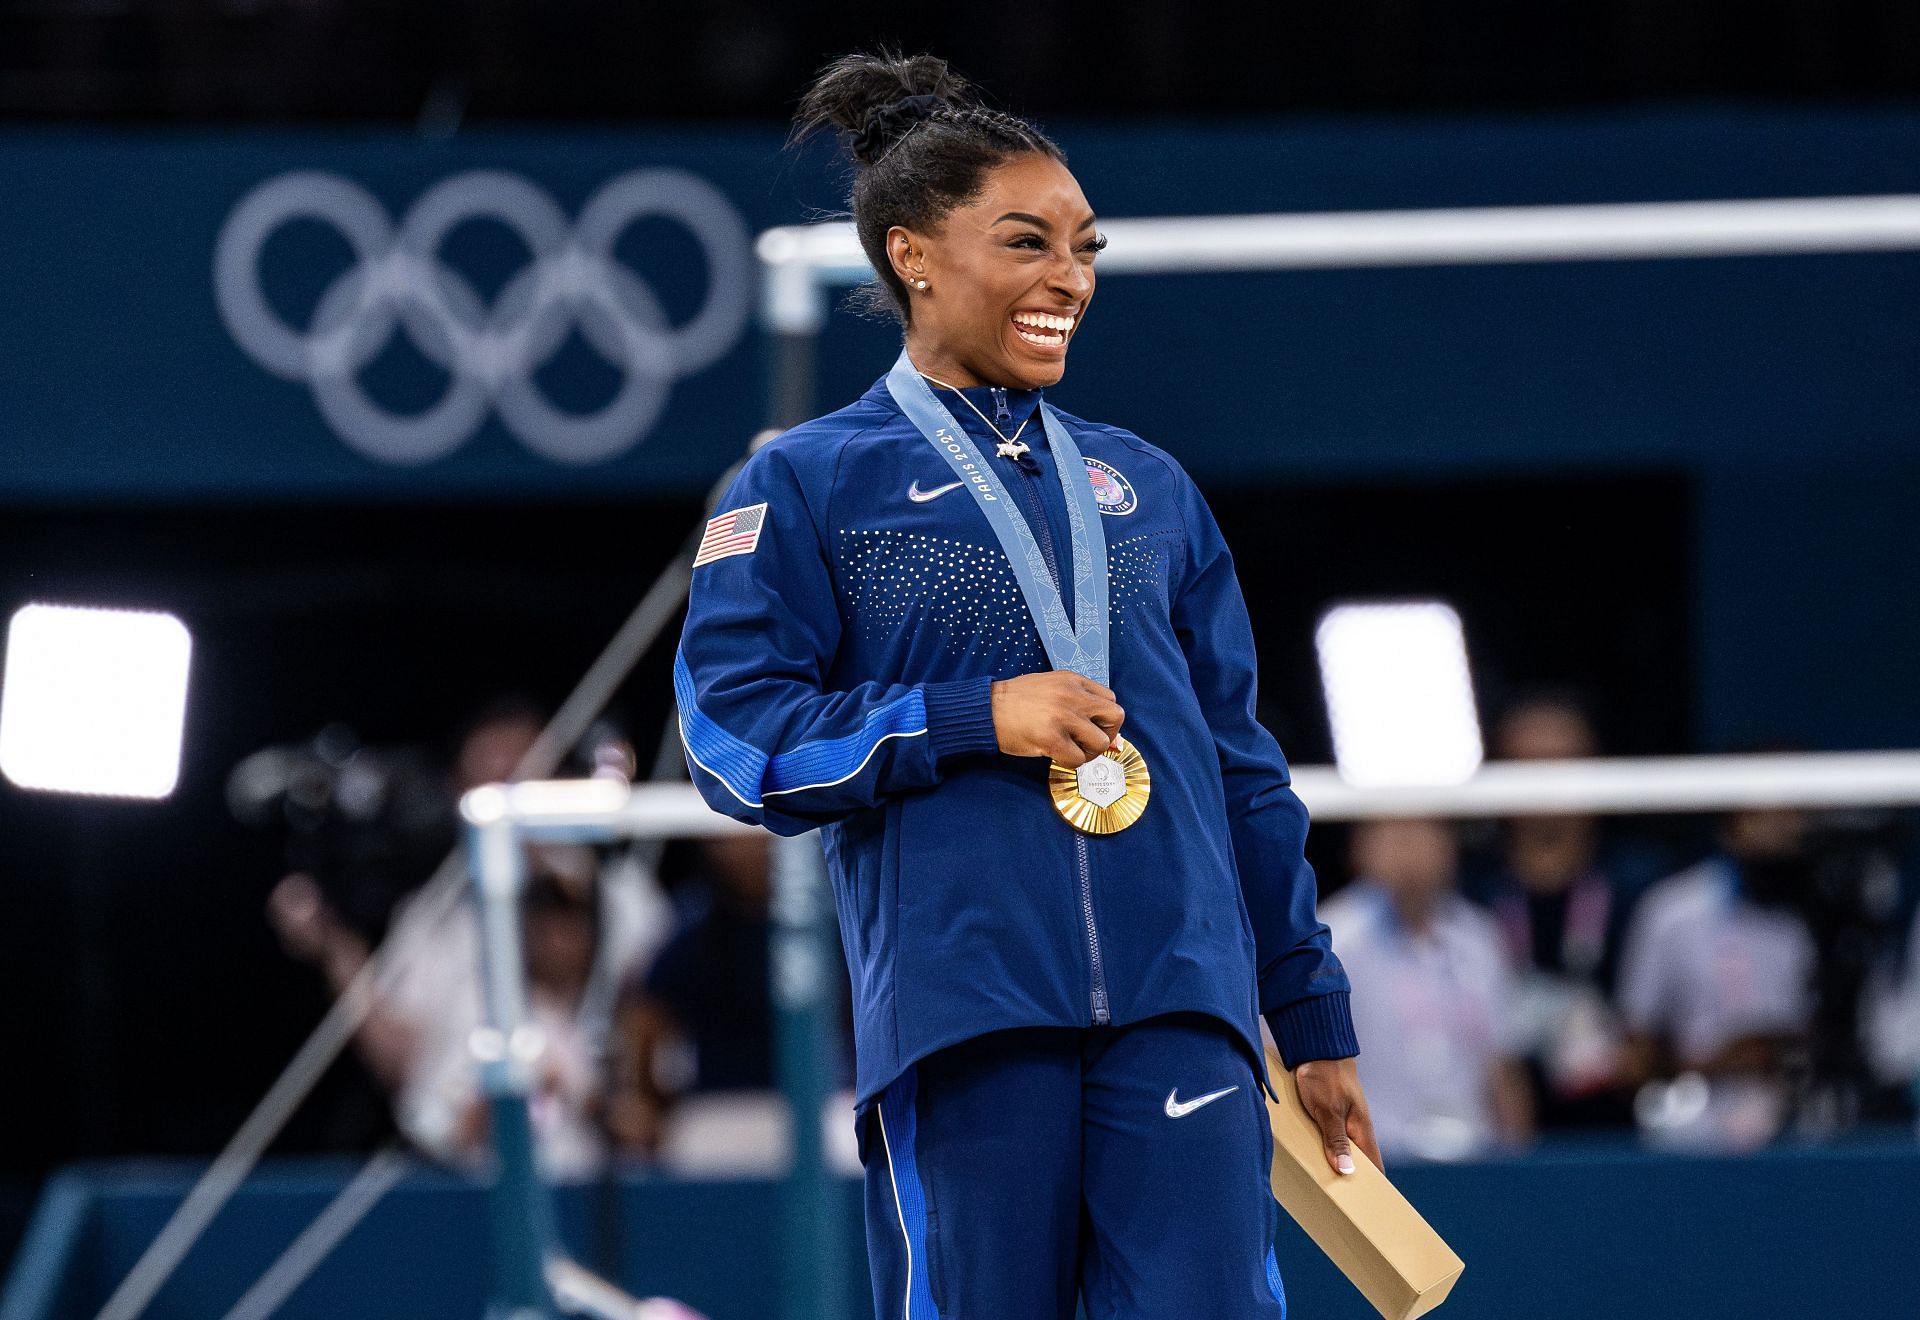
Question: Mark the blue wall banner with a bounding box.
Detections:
[2,111,1918,500]
[8,1147,1920,1320]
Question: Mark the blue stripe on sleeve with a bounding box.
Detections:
[674,649,769,805]
[764,690,927,794]
[674,649,928,807]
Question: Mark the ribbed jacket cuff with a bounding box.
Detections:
[1265,992,1359,1069]
[924,677,1000,763]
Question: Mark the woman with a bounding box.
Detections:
[675,50,1378,1319]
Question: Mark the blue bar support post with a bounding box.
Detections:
[771,831,852,1320]
[466,794,560,1320]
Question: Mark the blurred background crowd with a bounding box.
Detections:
[233,687,1920,1190]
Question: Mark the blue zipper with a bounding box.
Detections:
[1007,440,1111,1026]
[1013,457,1064,582]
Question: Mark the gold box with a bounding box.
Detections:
[1266,1050,1465,1320]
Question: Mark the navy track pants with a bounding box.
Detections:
[859,1012,1288,1320]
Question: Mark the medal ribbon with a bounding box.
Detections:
[885,350,1110,685]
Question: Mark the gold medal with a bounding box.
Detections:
[1049,734,1152,834]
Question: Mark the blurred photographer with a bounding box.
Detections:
[260,701,542,1094]
[1619,780,1905,1151]
[1615,805,1812,1145]
[257,698,670,1176]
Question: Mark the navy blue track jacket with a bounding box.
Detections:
[674,370,1357,1108]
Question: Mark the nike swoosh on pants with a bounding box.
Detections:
[1164,1085,1239,1118]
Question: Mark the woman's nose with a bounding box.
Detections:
[1050,256,1092,299]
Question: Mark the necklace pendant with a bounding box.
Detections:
[996,438,1030,460]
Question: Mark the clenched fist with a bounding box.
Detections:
[990,670,1125,767]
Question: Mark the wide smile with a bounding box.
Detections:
[1010,309,1076,351]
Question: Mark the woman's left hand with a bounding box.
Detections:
[1293,1056,1381,1176]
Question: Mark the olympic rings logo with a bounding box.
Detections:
[214,169,752,466]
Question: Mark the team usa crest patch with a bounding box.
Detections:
[694,502,768,567]
[1083,458,1138,516]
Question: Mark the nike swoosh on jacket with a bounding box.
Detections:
[907,479,965,502]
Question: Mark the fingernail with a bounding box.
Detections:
[1336,1154,1355,1176]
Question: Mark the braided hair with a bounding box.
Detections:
[791,50,1066,324]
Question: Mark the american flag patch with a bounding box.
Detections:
[693,502,768,568]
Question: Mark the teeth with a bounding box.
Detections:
[1013,311,1075,333]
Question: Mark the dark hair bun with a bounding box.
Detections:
[793,50,972,165]
[785,49,1064,325]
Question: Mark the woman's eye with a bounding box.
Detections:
[1009,232,1104,254]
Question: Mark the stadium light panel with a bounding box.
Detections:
[0,603,193,800]
[1314,600,1483,788]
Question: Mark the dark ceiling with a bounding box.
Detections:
[3,0,1919,123]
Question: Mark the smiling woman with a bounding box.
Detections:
[791,52,1105,391]
[675,48,1375,1320]
[878,155,1105,390]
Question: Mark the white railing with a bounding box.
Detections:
[757,193,1920,332]
[478,752,1920,830]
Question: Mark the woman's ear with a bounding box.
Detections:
[886,225,928,289]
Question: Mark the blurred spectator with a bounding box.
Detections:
[1466,691,1668,1127]
[268,699,670,1177]
[266,700,548,1097]
[1322,818,1534,1161]
[1615,806,1817,1150]
[1867,898,1920,1123]
[608,834,775,1156]
[385,847,623,1175]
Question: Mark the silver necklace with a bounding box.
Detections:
[919,371,1032,460]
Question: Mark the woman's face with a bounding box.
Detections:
[891,152,1100,390]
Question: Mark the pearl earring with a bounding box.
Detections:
[914,278,928,290]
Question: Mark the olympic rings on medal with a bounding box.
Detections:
[214,169,752,466]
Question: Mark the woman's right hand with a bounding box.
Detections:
[990,671,1125,766]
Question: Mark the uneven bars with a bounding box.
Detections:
[757,193,1920,331]
[1290,750,1920,820]
[475,750,1920,835]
